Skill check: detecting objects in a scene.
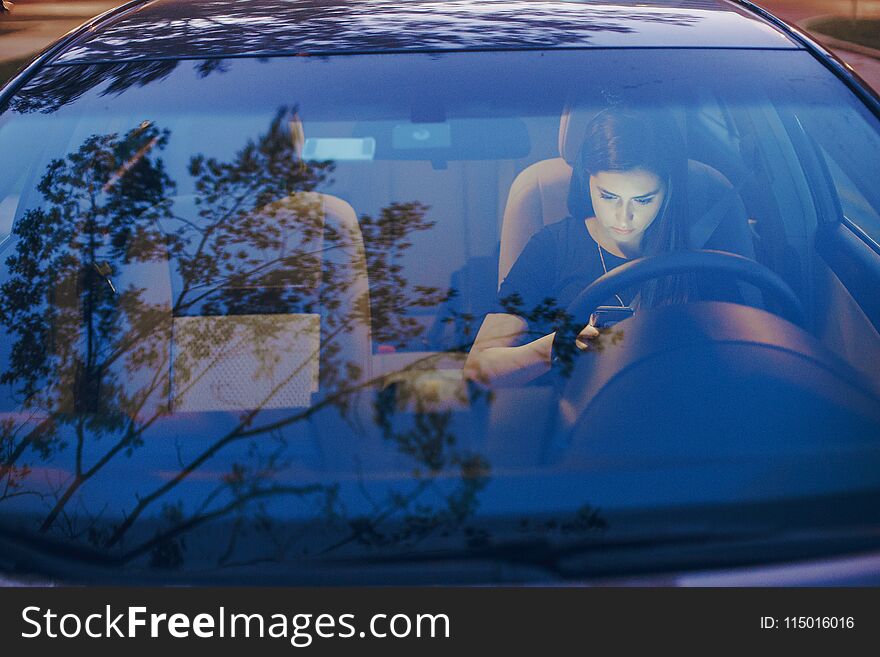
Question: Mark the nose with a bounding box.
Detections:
[616,200,634,226]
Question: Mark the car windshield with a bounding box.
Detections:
[1,48,879,583]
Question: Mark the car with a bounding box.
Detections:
[0,0,879,586]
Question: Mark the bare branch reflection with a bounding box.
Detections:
[0,109,604,574]
[54,0,705,64]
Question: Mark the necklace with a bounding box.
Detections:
[596,241,626,308]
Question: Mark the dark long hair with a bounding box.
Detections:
[568,108,695,307]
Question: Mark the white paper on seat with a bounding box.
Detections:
[171,313,320,412]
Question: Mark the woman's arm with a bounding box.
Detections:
[463,314,601,387]
[463,313,555,387]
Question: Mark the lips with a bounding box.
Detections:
[611,227,634,235]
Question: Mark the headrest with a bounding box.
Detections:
[558,105,688,166]
[558,105,601,166]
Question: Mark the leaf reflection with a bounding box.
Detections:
[0,110,604,575]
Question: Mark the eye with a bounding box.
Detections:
[600,192,618,201]
[634,196,655,206]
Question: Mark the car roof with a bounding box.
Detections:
[52,0,799,64]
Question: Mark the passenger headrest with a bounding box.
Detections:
[558,105,600,166]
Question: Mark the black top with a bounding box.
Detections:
[497,215,748,341]
[497,215,631,340]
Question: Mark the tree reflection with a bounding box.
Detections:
[8,59,231,116]
[9,61,182,115]
[493,292,626,379]
[4,1,709,118]
[52,0,705,64]
[0,110,603,574]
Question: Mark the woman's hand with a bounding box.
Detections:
[575,323,600,351]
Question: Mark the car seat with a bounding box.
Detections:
[109,190,372,419]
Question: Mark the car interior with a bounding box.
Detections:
[0,50,879,535]
[4,87,880,431]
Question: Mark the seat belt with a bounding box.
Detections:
[689,167,754,249]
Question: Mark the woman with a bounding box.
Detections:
[463,108,695,387]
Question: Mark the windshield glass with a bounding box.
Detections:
[1,49,879,583]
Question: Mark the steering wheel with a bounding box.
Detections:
[565,249,806,328]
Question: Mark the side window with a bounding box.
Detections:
[0,193,16,248]
[820,145,880,241]
[797,101,880,245]
[0,157,30,251]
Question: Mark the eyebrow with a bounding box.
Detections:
[635,189,661,200]
[597,186,661,200]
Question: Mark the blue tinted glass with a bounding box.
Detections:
[0,49,879,583]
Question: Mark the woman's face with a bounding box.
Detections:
[588,168,665,249]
